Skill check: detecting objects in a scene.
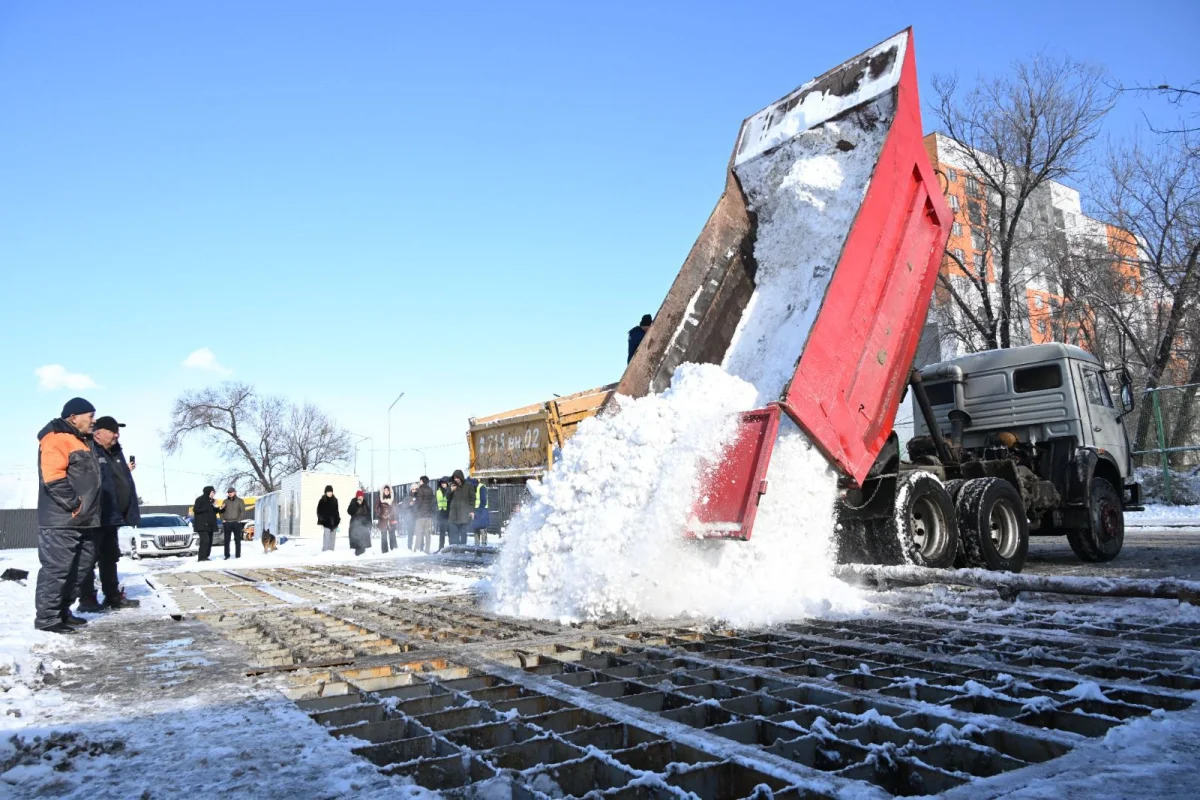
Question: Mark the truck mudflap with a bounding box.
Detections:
[647,29,952,540]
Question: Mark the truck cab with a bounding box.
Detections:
[906,343,1141,565]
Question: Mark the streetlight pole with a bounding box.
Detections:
[387,392,404,488]
[352,434,372,486]
[407,447,428,476]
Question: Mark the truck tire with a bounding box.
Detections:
[944,480,967,567]
[956,478,1028,572]
[885,472,959,569]
[1066,478,1124,563]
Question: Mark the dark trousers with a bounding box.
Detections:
[223,521,244,558]
[380,522,398,553]
[198,529,214,561]
[34,526,98,629]
[437,514,449,550]
[405,517,415,550]
[80,525,120,601]
[450,522,470,546]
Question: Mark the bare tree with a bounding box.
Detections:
[164,382,352,492]
[931,54,1115,349]
[1079,142,1200,457]
[284,402,353,473]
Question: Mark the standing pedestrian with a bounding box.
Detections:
[347,490,371,556]
[435,478,451,551]
[403,485,418,549]
[472,478,492,546]
[628,314,653,363]
[375,485,398,554]
[316,485,340,552]
[447,469,475,546]
[78,416,140,612]
[193,486,219,562]
[412,476,435,554]
[34,398,103,633]
[220,487,246,560]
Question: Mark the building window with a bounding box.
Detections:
[952,248,965,263]
[972,252,985,269]
[951,222,962,237]
[949,194,960,211]
[968,200,983,225]
[971,230,986,251]
[1053,208,1065,229]
[966,177,982,197]
[947,167,958,182]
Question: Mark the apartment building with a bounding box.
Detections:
[919,132,1142,363]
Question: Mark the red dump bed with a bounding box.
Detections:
[613,29,951,540]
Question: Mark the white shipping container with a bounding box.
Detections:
[256,471,361,540]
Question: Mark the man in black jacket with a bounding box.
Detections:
[627,314,653,363]
[78,416,140,612]
[193,486,219,562]
[316,485,340,551]
[411,476,435,553]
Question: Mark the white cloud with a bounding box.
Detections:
[35,364,99,391]
[182,347,232,375]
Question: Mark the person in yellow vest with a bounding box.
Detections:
[472,478,492,546]
[435,478,450,551]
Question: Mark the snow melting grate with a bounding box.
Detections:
[260,609,1200,798]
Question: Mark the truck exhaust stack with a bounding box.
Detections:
[614,29,952,540]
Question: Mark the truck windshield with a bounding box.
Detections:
[1013,364,1062,393]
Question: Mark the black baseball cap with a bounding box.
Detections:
[94,416,126,433]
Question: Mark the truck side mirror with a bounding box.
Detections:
[1118,370,1135,414]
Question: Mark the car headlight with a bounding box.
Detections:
[140,540,149,549]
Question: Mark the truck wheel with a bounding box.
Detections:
[886,472,959,569]
[943,480,967,566]
[1067,478,1124,563]
[956,478,1028,572]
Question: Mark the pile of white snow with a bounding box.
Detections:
[488,96,894,625]
[487,365,864,624]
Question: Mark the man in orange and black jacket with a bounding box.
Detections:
[35,397,103,634]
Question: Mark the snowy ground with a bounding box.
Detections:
[1,535,1198,798]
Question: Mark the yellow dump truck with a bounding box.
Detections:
[467,385,616,482]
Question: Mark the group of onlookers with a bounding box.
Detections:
[33,397,140,634]
[315,470,495,556]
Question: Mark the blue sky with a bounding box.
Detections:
[1,1,1196,506]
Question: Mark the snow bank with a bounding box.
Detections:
[488,96,892,625]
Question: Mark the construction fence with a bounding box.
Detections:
[1133,382,1200,504]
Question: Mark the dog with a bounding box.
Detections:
[261,530,278,554]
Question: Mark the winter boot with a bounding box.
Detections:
[76,592,106,613]
[104,587,141,610]
[62,611,89,626]
[37,622,77,635]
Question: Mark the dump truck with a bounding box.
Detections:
[467,385,616,482]
[614,28,1141,573]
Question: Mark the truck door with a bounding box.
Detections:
[1076,361,1129,480]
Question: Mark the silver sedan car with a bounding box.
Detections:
[120,514,199,559]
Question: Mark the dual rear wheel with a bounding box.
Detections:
[851,473,1029,572]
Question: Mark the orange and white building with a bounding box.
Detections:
[919,132,1143,361]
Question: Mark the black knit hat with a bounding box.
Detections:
[61,397,96,419]
[639,314,653,327]
[203,485,215,495]
[324,485,334,492]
